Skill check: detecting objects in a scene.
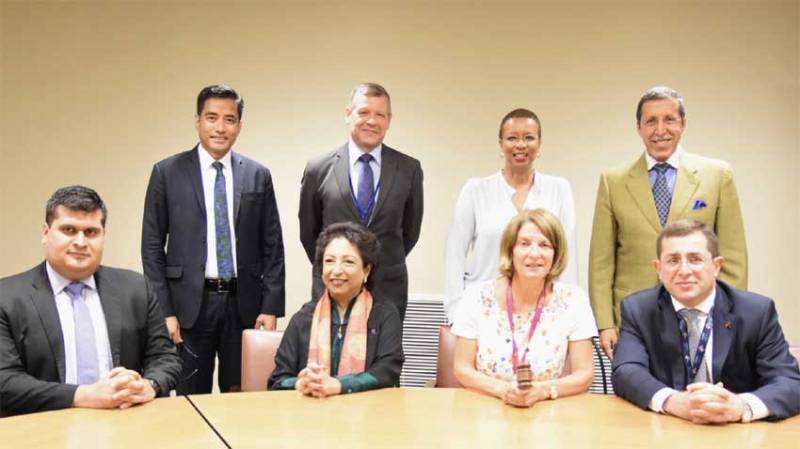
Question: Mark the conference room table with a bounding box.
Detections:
[3,388,799,448]
[0,395,222,448]
[190,388,800,448]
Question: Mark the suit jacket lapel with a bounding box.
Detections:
[231,151,244,226]
[370,145,397,224]
[625,155,661,233]
[656,288,688,389]
[183,147,207,218]
[669,152,700,222]
[94,267,122,367]
[29,264,67,382]
[711,286,734,382]
[333,144,362,221]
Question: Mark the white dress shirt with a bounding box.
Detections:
[198,145,238,278]
[347,137,382,202]
[444,170,578,322]
[47,263,112,384]
[649,288,769,421]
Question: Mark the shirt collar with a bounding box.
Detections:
[645,145,682,171]
[197,144,233,170]
[348,137,382,168]
[671,286,715,315]
[45,261,96,295]
[498,169,539,196]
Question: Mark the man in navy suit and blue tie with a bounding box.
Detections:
[612,219,800,423]
[142,85,285,394]
[298,83,423,320]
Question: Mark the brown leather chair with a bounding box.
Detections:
[436,325,462,387]
[241,329,284,391]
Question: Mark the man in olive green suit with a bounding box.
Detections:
[589,86,748,360]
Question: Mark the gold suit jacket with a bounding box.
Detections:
[588,151,748,329]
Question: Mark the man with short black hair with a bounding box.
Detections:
[612,220,800,423]
[0,185,181,417]
[142,84,285,394]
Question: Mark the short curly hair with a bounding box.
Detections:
[315,222,381,289]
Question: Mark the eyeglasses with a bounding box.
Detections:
[661,255,709,270]
[177,342,199,383]
[503,136,537,146]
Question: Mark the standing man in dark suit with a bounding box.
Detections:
[142,84,285,394]
[299,83,423,320]
[612,220,800,423]
[0,186,181,417]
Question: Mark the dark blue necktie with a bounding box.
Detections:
[64,282,99,385]
[356,153,375,224]
[652,163,672,227]
[212,161,234,280]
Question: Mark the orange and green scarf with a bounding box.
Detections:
[308,288,372,375]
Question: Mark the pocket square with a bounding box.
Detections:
[692,199,707,210]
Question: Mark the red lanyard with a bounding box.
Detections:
[505,280,546,372]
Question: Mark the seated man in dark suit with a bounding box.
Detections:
[0,186,181,416]
[612,219,800,423]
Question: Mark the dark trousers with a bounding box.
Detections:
[176,290,244,394]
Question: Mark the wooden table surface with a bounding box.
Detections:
[188,388,800,449]
[3,389,798,448]
[0,396,225,449]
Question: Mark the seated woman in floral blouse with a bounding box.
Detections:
[268,222,403,396]
[452,208,596,407]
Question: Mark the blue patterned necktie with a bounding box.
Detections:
[652,163,672,227]
[678,308,709,383]
[212,161,235,280]
[64,282,99,385]
[356,153,375,224]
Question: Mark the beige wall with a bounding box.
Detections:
[1,1,798,342]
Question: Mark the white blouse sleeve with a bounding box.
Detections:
[557,177,580,286]
[567,285,599,341]
[444,180,477,322]
[450,283,482,339]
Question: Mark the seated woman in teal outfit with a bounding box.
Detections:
[268,222,404,396]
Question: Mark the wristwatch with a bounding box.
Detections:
[548,380,558,400]
[147,378,162,397]
[741,401,754,423]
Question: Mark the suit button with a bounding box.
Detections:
[200,264,205,270]
[201,236,206,243]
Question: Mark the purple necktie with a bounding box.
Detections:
[64,282,99,385]
[356,153,375,223]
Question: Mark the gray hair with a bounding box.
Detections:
[636,86,685,123]
[348,82,392,116]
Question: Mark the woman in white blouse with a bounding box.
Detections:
[452,209,595,407]
[444,108,578,322]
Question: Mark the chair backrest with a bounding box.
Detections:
[436,325,462,388]
[241,329,284,391]
[790,346,800,366]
